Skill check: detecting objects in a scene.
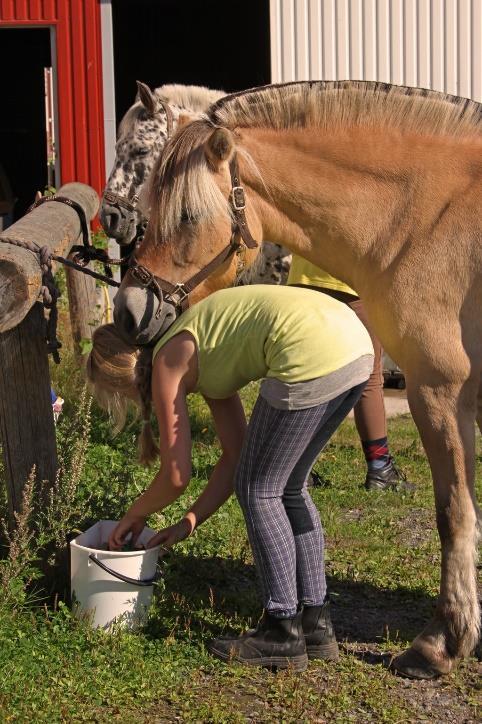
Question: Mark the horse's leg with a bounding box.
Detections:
[392,371,480,678]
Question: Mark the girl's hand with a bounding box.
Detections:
[147,518,191,551]
[108,514,147,551]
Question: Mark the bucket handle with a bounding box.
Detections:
[88,553,158,587]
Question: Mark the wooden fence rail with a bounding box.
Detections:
[0,183,99,518]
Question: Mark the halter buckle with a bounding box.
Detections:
[132,264,155,287]
[171,283,189,305]
[231,186,246,211]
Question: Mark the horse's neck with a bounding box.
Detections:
[240,126,431,291]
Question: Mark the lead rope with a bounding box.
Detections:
[0,196,128,363]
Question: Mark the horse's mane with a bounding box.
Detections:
[208,80,482,138]
[156,84,225,113]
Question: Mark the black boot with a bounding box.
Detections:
[208,610,308,671]
[364,458,415,492]
[303,601,339,660]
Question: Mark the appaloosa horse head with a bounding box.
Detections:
[100,82,225,245]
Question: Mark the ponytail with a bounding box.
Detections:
[135,347,159,465]
[87,324,159,466]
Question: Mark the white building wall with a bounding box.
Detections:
[270,0,482,101]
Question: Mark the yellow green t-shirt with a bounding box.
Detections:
[288,255,357,297]
[152,285,373,400]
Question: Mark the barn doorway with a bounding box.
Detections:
[0,28,53,223]
[112,0,271,122]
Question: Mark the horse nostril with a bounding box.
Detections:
[101,209,121,234]
[114,302,136,339]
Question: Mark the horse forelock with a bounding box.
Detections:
[148,119,233,245]
[208,80,482,139]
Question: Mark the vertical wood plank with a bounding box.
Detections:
[349,0,364,80]
[363,0,377,81]
[281,0,296,81]
[390,0,404,85]
[13,0,28,21]
[471,0,482,102]
[445,0,458,95]
[0,0,15,20]
[269,0,282,83]
[457,0,471,98]
[376,0,391,82]
[418,0,431,88]
[431,0,445,92]
[336,0,349,79]
[0,304,57,518]
[322,0,337,79]
[295,0,309,79]
[308,0,322,79]
[404,0,418,87]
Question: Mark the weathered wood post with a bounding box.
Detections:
[65,262,104,360]
[0,183,99,518]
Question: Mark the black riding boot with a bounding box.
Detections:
[303,601,339,660]
[208,609,308,671]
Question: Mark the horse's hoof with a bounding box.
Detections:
[390,648,446,680]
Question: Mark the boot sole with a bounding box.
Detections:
[209,645,308,672]
[306,641,340,661]
[364,481,414,492]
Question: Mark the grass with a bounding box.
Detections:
[0,342,480,722]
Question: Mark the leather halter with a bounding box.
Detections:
[103,99,175,215]
[129,155,258,317]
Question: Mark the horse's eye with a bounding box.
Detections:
[180,210,195,224]
[137,148,150,157]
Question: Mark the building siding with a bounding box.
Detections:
[270,0,482,101]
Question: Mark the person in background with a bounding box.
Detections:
[50,388,64,424]
[87,285,374,670]
[288,257,413,492]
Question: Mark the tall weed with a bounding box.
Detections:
[0,387,93,607]
[0,469,42,608]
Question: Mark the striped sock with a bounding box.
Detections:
[362,437,390,471]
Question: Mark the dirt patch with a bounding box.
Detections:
[396,508,434,548]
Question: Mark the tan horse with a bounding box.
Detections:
[113,81,482,679]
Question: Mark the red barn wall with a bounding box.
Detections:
[0,0,106,196]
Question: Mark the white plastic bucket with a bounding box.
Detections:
[70,520,161,630]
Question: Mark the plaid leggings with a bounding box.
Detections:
[234,383,365,617]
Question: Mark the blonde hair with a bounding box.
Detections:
[86,324,159,465]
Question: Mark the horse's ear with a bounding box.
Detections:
[205,128,235,169]
[136,80,157,115]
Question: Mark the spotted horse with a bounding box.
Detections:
[100,82,291,285]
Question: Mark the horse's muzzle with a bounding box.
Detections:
[113,283,178,346]
[99,203,137,245]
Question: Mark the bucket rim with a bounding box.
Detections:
[70,538,162,556]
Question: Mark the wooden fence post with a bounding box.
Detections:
[0,303,57,517]
[0,182,99,519]
[0,183,99,333]
[65,264,104,359]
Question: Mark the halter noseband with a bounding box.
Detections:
[129,155,258,317]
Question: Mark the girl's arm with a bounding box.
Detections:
[108,337,195,550]
[147,393,247,549]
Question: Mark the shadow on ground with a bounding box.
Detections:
[147,551,436,649]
